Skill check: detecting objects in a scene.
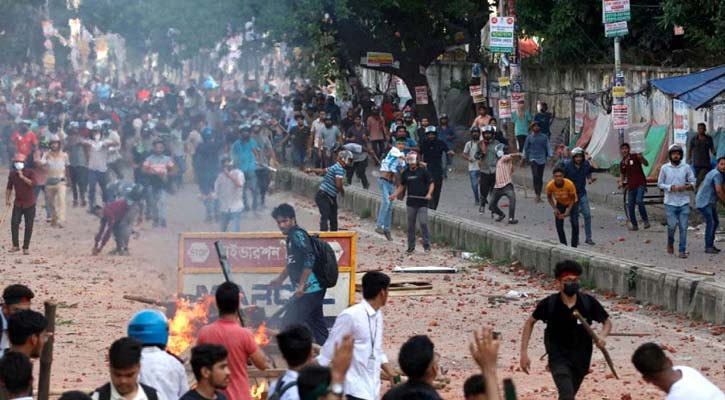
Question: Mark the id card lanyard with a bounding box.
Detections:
[367,313,377,370]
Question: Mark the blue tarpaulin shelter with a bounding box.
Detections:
[650,64,725,109]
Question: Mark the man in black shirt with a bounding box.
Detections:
[519,260,612,400]
[180,344,229,400]
[390,151,434,254]
[687,122,715,187]
[285,114,312,169]
[419,126,454,210]
[382,335,442,400]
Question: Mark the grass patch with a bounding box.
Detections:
[494,257,512,266]
[476,243,492,259]
[358,207,371,219]
[431,233,452,247]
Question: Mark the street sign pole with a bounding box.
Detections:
[615,35,624,145]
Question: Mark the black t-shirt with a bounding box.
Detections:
[289,126,311,149]
[532,293,609,375]
[179,389,228,400]
[401,167,431,207]
[382,381,442,400]
[689,135,714,167]
[419,139,449,179]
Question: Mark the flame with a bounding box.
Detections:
[167,296,214,355]
[250,379,268,399]
[254,322,270,347]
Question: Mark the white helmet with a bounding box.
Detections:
[571,147,584,156]
[338,150,354,164]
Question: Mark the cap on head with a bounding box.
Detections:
[439,113,448,120]
[469,126,480,133]
[425,126,437,134]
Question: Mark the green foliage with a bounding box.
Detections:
[358,207,371,219]
[660,0,725,58]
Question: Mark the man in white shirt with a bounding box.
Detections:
[310,110,327,167]
[657,144,696,258]
[0,351,33,400]
[317,272,397,400]
[214,157,245,232]
[92,337,160,400]
[631,342,724,400]
[1,284,34,359]
[268,325,315,400]
[83,126,113,210]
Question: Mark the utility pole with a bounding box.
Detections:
[603,0,630,146]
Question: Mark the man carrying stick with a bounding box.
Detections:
[519,260,612,400]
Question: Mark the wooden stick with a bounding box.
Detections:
[38,300,58,400]
[609,332,651,337]
[123,294,164,305]
[684,269,715,276]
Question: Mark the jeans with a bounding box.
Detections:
[429,176,443,210]
[578,193,592,241]
[555,203,579,247]
[11,205,35,249]
[406,206,430,250]
[148,185,167,223]
[69,165,88,204]
[550,362,586,400]
[376,177,395,231]
[627,186,649,228]
[371,139,387,159]
[283,289,329,345]
[346,159,369,189]
[468,170,480,203]
[256,169,271,206]
[531,162,546,197]
[292,146,306,168]
[699,204,719,249]
[242,170,258,210]
[33,185,51,219]
[219,211,242,232]
[479,172,496,206]
[315,190,338,231]
[665,204,690,253]
[490,184,516,219]
[516,135,527,152]
[87,169,109,208]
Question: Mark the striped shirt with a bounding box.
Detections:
[380,151,405,173]
[320,162,345,197]
[494,155,514,188]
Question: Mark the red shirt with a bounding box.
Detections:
[197,319,258,400]
[620,154,647,189]
[7,170,37,208]
[11,131,38,156]
[104,199,129,224]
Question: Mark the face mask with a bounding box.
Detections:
[94,133,101,140]
[14,162,24,170]
[496,150,504,158]
[563,282,580,296]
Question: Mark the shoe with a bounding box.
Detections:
[424,247,431,253]
[534,197,542,203]
[667,245,674,254]
[108,249,120,255]
[495,214,505,222]
[22,249,29,255]
[375,227,385,235]
[585,239,595,245]
[508,218,518,225]
[705,248,719,254]
[46,218,51,223]
[478,206,485,214]
[474,199,480,206]
[80,200,87,207]
[384,231,393,241]
[643,222,651,229]
[9,247,20,253]
[406,248,415,254]
[713,246,721,253]
[678,252,688,259]
[628,226,639,231]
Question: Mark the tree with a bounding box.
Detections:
[660,0,725,65]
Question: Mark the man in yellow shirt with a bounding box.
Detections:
[546,167,579,247]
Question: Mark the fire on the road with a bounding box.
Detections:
[167,296,214,355]
[254,321,270,347]
[251,380,268,399]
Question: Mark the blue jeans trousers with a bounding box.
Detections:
[376,177,395,231]
[698,204,719,249]
[578,194,593,241]
[665,204,690,253]
[627,186,649,228]
[469,170,480,203]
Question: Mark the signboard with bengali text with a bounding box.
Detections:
[178,231,357,316]
[605,21,628,38]
[673,99,689,156]
[489,16,515,54]
[603,0,631,23]
[613,104,629,129]
[415,86,429,105]
[365,52,394,67]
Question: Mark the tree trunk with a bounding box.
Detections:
[398,64,438,122]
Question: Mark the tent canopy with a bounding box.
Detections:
[650,64,725,109]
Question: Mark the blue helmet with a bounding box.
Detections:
[128,310,169,347]
[201,127,213,139]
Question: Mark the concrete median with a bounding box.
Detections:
[278,168,725,324]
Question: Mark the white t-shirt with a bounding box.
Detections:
[463,140,480,171]
[0,312,9,359]
[666,366,724,400]
[268,369,300,400]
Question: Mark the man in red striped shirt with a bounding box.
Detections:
[489,144,521,224]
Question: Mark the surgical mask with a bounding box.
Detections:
[563,282,580,296]
[14,162,24,170]
[496,150,504,158]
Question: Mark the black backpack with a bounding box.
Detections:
[297,229,339,288]
[95,383,158,400]
[268,380,297,400]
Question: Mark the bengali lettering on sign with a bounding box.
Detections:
[489,16,515,54]
[603,0,630,23]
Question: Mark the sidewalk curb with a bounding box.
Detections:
[277,169,725,324]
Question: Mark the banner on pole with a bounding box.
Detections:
[469,85,485,104]
[489,16,515,54]
[575,97,585,132]
[365,52,394,67]
[603,0,631,23]
[415,86,429,105]
[673,99,689,155]
[605,21,629,37]
[612,104,629,129]
[498,99,512,118]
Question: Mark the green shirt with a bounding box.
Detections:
[511,110,532,137]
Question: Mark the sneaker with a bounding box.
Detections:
[478,206,485,214]
[667,245,674,254]
[628,226,639,231]
[22,249,29,255]
[678,252,688,259]
[705,247,719,254]
[46,218,52,223]
[384,231,393,241]
[80,199,87,207]
[375,227,385,235]
[424,247,431,253]
[585,239,595,245]
[9,247,20,253]
[406,247,415,254]
[508,219,518,225]
[495,214,505,222]
[108,249,120,255]
[643,222,651,229]
[474,199,480,206]
[713,246,721,253]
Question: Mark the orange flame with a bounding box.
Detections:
[167,296,214,355]
[250,379,268,399]
[254,322,270,347]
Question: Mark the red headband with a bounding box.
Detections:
[558,272,580,280]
